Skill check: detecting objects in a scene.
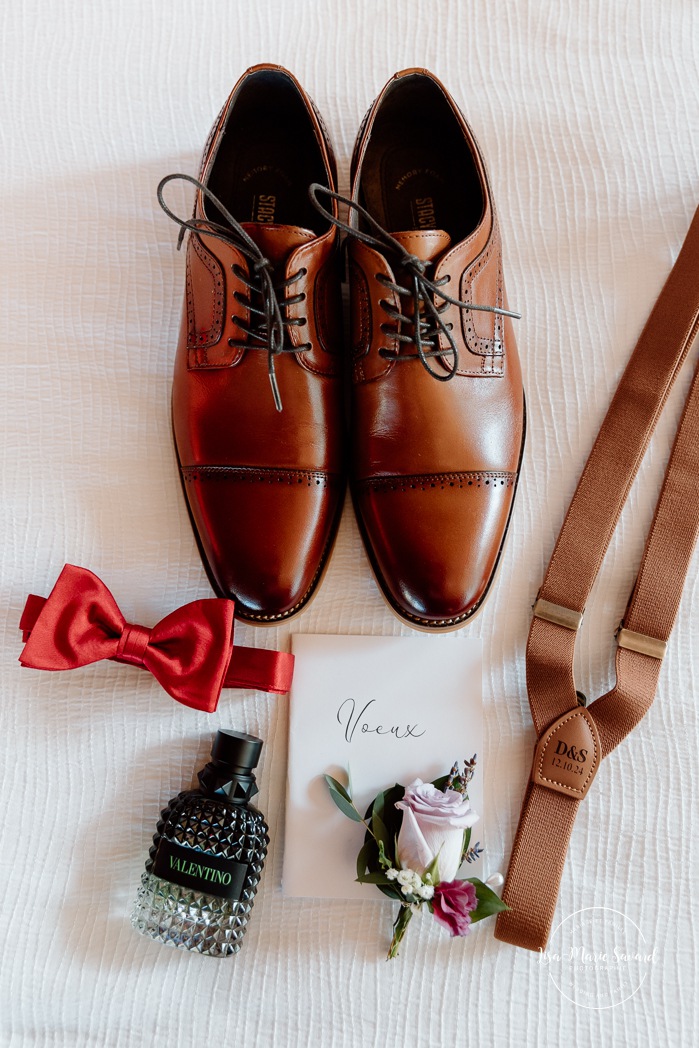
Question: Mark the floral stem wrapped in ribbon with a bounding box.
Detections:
[325,757,508,959]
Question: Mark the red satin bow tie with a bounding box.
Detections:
[18,564,294,711]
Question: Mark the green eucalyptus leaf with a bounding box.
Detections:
[324,778,362,822]
[324,774,352,804]
[467,878,510,923]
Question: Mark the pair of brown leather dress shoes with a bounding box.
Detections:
[162,64,525,631]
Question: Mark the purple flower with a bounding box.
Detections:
[395,779,479,883]
[432,880,478,937]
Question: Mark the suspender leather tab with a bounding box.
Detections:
[531,707,601,799]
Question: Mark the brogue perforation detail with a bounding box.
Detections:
[357,470,517,494]
[349,259,371,379]
[181,465,342,489]
[186,235,225,363]
[457,232,505,374]
[181,465,343,623]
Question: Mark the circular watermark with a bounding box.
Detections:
[538,907,656,1009]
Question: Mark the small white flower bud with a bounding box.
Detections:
[385,868,398,881]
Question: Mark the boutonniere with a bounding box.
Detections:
[325,757,508,959]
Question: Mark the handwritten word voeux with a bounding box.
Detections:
[336,698,426,743]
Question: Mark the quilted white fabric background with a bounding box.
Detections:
[1,0,698,1044]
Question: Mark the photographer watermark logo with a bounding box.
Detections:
[538,907,656,1009]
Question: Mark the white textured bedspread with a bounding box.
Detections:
[1,2,697,1045]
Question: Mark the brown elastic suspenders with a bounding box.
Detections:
[495,206,699,952]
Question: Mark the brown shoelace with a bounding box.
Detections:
[158,173,311,411]
[308,183,520,381]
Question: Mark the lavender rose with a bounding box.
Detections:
[395,779,479,884]
[432,880,478,936]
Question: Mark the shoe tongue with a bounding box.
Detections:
[241,223,316,267]
[390,229,452,265]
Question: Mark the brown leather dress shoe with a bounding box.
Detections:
[311,69,525,630]
[162,65,344,623]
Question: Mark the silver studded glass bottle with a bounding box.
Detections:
[131,729,268,957]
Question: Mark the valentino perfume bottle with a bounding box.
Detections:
[131,729,268,957]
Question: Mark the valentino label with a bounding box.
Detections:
[531,708,601,799]
[152,838,248,901]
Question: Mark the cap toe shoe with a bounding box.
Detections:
[170,66,344,622]
[348,70,525,629]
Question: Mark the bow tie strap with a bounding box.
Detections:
[19,594,49,642]
[18,565,294,710]
[223,646,295,695]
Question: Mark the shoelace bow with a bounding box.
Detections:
[308,183,520,380]
[158,172,312,411]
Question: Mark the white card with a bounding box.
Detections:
[283,634,483,900]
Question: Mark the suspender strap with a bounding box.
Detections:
[495,206,699,951]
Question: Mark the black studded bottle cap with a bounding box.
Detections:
[211,729,263,773]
